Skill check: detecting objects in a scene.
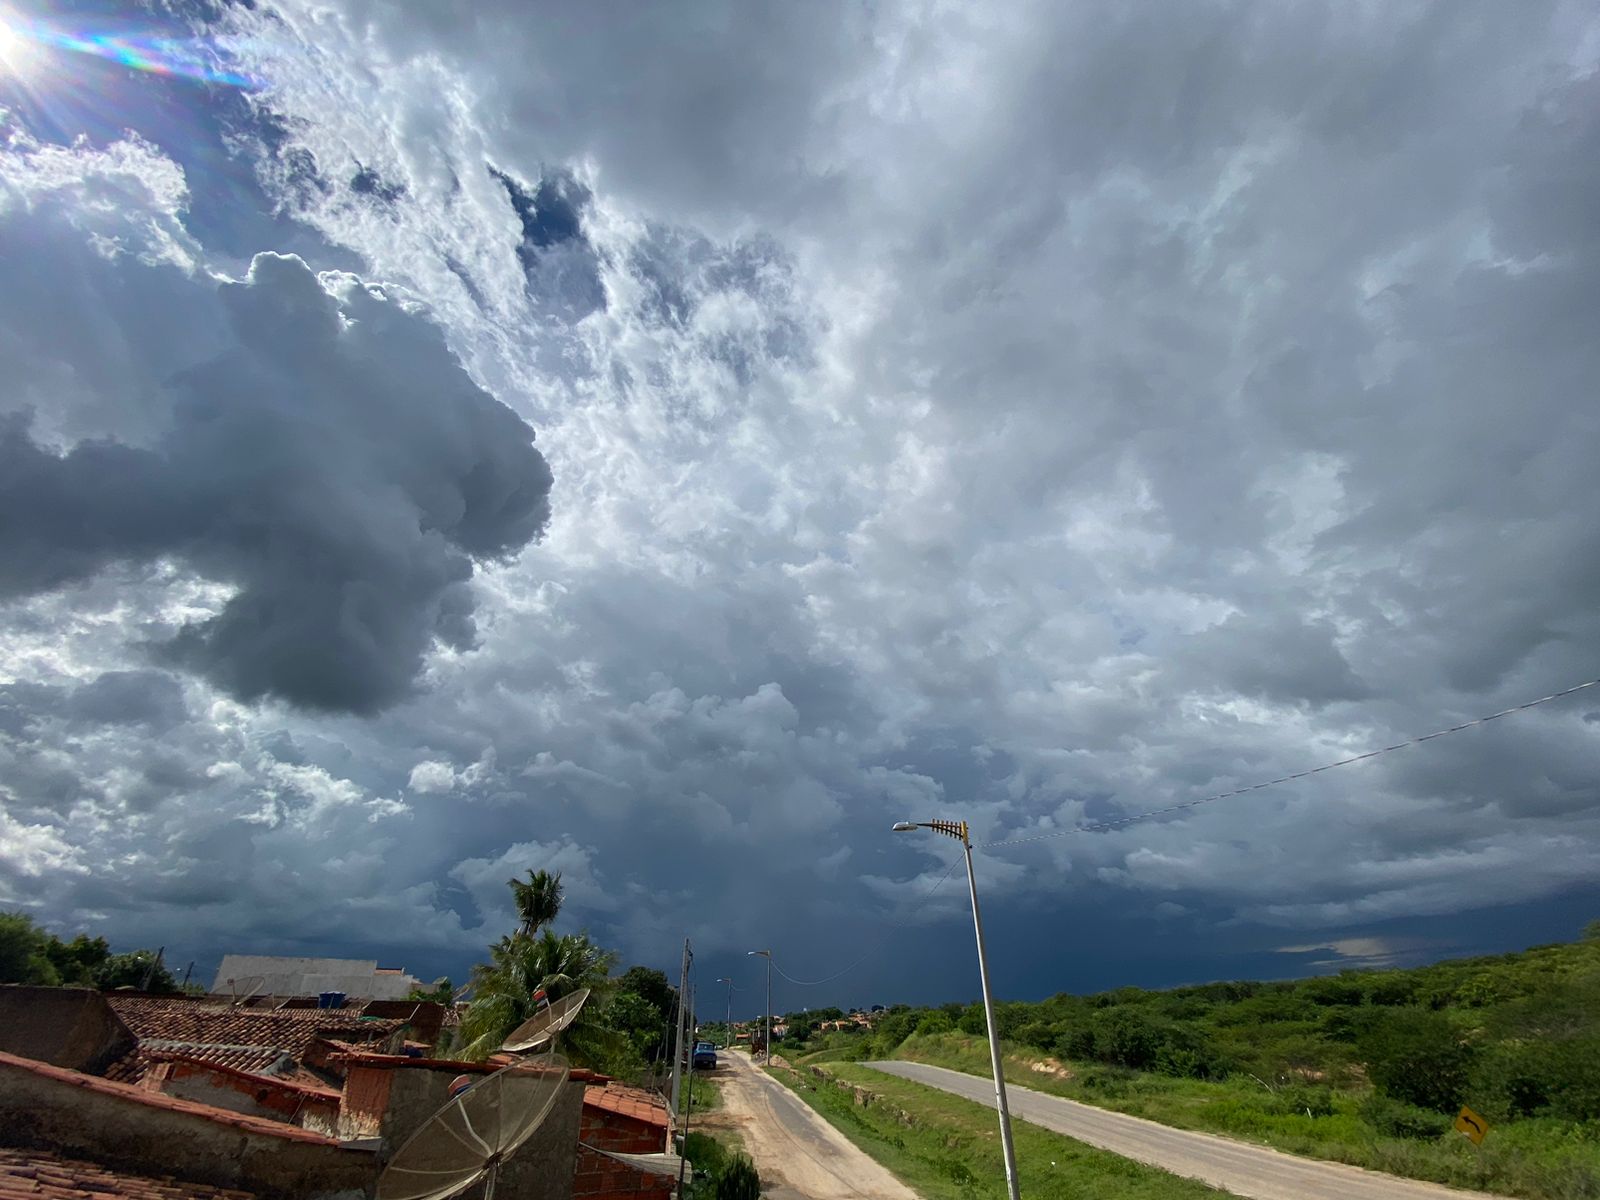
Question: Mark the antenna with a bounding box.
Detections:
[500,988,591,1054]
[377,1051,569,1200]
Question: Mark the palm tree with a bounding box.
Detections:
[459,928,619,1065]
[508,869,564,936]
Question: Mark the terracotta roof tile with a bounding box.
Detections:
[0,1051,336,1146]
[0,1147,256,1200]
[147,1053,341,1102]
[583,1083,669,1130]
[102,997,399,1084]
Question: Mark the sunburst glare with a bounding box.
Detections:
[0,9,257,88]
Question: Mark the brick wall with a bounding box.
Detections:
[572,1101,671,1200]
[571,1146,673,1200]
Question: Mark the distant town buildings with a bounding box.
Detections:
[209,954,424,1001]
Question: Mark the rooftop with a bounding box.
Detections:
[583,1082,669,1130]
[0,1051,338,1146]
[103,996,401,1084]
[0,1147,256,1200]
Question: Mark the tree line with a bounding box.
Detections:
[1,912,179,992]
[783,920,1600,1136]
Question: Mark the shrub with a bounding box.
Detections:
[1359,1009,1474,1113]
[1270,1083,1335,1118]
[1301,974,1367,1007]
[715,1154,760,1200]
[1092,1008,1168,1071]
[1472,1035,1600,1122]
[956,1004,987,1036]
[1054,1026,1096,1061]
[1358,1094,1450,1139]
[1012,1021,1057,1050]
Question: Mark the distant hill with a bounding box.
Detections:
[782,929,1600,1198]
[787,927,1600,1123]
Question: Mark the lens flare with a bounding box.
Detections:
[0,16,32,73]
[1,13,258,88]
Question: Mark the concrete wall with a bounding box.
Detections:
[153,1060,341,1137]
[0,1054,374,1200]
[0,986,136,1074]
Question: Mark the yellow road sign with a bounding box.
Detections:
[1454,1105,1489,1145]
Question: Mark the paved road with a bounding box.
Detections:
[866,1061,1506,1200]
[708,1051,920,1200]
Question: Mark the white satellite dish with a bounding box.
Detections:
[501,988,591,1054]
[376,1052,569,1200]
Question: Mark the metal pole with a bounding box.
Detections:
[963,831,1021,1200]
[764,955,772,1067]
[677,982,695,1199]
[670,938,692,1129]
[717,978,735,1048]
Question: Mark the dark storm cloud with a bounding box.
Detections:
[1184,614,1371,707]
[64,671,189,730]
[0,252,553,713]
[9,0,1600,1004]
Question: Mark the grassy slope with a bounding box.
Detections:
[686,1071,722,1112]
[765,1058,1243,1199]
[882,1032,1599,1200]
[782,935,1600,1200]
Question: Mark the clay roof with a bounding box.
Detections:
[0,1051,336,1146]
[0,1147,256,1200]
[583,1082,669,1130]
[146,1052,342,1101]
[105,1045,287,1084]
[102,996,400,1084]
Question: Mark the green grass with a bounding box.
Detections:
[764,1059,1242,1199]
[891,1034,1600,1200]
[685,1071,722,1113]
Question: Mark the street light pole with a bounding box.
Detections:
[894,819,1020,1200]
[746,950,772,1066]
[716,977,737,1049]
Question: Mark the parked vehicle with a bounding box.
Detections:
[692,1041,718,1069]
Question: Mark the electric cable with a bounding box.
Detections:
[978,676,1600,850]
[763,674,1600,989]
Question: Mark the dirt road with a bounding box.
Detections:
[702,1051,920,1200]
[866,1060,1506,1200]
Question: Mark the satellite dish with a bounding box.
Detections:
[377,1052,569,1200]
[501,988,591,1054]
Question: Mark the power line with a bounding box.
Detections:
[764,674,1599,991]
[978,675,1600,851]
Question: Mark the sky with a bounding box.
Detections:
[2,0,1599,1014]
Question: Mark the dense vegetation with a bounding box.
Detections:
[682,1132,761,1200]
[783,926,1600,1199]
[0,911,179,992]
[458,869,684,1078]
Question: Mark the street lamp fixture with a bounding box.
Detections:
[746,950,772,1066]
[894,819,1020,1200]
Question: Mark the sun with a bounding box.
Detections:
[0,16,30,74]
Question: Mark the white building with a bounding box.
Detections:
[210,955,422,1001]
